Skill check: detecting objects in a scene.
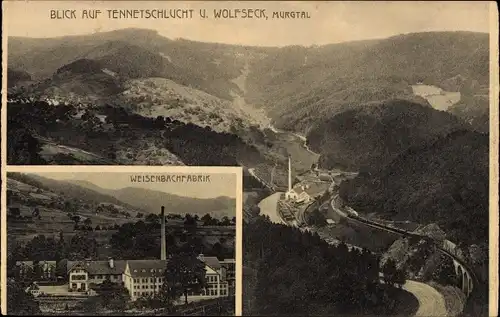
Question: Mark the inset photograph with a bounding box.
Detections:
[5,167,240,316]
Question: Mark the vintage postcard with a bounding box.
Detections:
[2,166,242,315]
[1,1,499,317]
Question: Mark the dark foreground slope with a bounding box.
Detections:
[243,217,416,316]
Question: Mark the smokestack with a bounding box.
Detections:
[161,206,166,260]
[288,155,292,192]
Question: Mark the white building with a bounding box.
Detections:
[65,256,231,302]
[121,255,229,301]
[64,207,231,302]
[285,156,330,204]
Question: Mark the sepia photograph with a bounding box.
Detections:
[1,1,499,317]
[238,2,496,317]
[4,167,240,315]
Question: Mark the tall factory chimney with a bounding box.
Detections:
[161,206,166,260]
[288,155,292,192]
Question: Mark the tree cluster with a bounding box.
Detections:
[80,279,131,313]
[8,231,99,280]
[200,213,235,226]
[243,216,407,316]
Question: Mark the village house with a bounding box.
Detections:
[25,282,41,297]
[66,259,127,292]
[285,156,330,204]
[16,260,57,281]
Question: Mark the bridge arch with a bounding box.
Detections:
[463,271,469,294]
[457,265,464,289]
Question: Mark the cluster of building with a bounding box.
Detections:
[18,207,235,303]
[284,156,332,204]
[67,254,234,301]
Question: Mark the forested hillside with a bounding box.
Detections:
[339,130,488,245]
[245,32,489,132]
[307,99,466,171]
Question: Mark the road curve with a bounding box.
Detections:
[403,280,448,317]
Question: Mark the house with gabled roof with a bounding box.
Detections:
[66,258,127,292]
[25,282,41,297]
[197,254,230,300]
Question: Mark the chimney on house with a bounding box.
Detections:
[108,258,114,269]
[161,206,166,260]
[197,254,205,261]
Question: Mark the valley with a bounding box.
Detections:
[247,153,486,316]
[7,27,491,317]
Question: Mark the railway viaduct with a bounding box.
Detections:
[328,198,476,298]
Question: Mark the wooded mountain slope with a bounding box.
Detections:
[339,129,488,245]
[307,99,466,171]
[245,32,489,132]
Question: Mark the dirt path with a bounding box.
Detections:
[230,58,271,127]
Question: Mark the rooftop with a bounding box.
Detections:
[67,260,127,275]
[61,256,234,278]
[199,256,221,271]
[127,260,168,278]
[291,181,329,197]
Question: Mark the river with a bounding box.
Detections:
[257,192,286,224]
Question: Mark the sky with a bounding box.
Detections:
[4,1,492,46]
[30,172,237,199]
